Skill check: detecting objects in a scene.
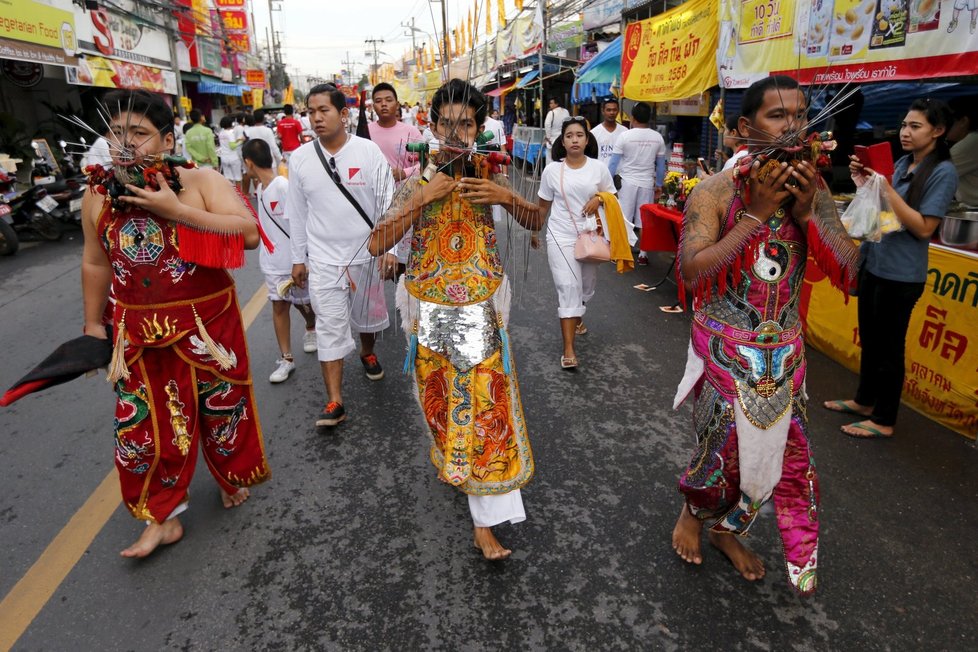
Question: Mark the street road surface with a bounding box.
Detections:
[1,230,976,650]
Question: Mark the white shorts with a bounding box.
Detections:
[546,237,598,319]
[953,0,976,10]
[264,272,310,304]
[307,259,390,361]
[221,159,242,182]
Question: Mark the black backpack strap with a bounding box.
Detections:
[313,140,373,228]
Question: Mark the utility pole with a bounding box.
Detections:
[267,0,284,92]
[402,17,426,66]
[441,0,449,80]
[538,1,547,127]
[341,51,358,87]
[364,38,384,85]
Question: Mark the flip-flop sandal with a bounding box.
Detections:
[842,422,893,439]
[659,304,684,314]
[575,323,588,335]
[560,356,578,370]
[823,400,867,415]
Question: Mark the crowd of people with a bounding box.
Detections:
[68,73,965,595]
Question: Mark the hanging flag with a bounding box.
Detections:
[487,0,492,33]
[498,0,506,29]
[515,0,523,11]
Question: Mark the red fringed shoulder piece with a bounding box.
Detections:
[175,183,275,269]
[176,224,245,269]
[806,218,859,303]
[235,185,275,254]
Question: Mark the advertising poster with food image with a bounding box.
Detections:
[719,0,978,88]
[802,0,834,56]
[828,0,874,60]
[869,0,910,48]
[908,0,941,32]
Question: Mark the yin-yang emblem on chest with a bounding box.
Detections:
[752,240,790,283]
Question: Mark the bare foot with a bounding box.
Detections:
[708,531,766,581]
[672,504,703,565]
[120,518,184,558]
[221,487,250,509]
[473,526,512,561]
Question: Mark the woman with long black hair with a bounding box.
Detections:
[825,98,959,438]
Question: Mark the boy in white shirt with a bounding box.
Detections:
[242,138,317,383]
[288,84,397,427]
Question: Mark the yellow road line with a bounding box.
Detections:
[0,285,267,652]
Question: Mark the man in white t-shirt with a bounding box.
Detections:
[590,98,628,169]
[244,110,282,170]
[82,135,113,170]
[608,102,666,266]
[242,138,317,384]
[368,83,423,266]
[543,97,570,163]
[288,84,397,428]
[482,112,508,223]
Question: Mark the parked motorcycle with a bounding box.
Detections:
[0,193,19,255]
[30,141,85,225]
[0,169,62,250]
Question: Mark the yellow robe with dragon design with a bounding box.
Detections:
[397,187,533,495]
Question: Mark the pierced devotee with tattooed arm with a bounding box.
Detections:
[669,76,858,594]
[368,78,541,561]
[81,90,270,559]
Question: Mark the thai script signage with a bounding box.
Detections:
[802,245,978,439]
[621,0,719,102]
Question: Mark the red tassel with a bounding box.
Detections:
[732,251,742,287]
[176,224,245,269]
[234,185,274,254]
[805,220,853,301]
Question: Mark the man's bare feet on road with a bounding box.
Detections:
[473,526,512,561]
[672,504,703,564]
[120,518,183,558]
[708,531,765,581]
[221,487,250,508]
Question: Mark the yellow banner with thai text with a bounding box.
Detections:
[803,244,978,440]
[621,0,718,102]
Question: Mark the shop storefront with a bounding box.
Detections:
[0,0,82,175]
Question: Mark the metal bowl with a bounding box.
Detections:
[941,211,978,250]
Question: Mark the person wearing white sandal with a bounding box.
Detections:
[242,139,317,384]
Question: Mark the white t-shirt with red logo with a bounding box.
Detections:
[256,176,292,275]
[286,135,395,266]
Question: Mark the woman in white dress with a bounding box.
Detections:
[218,115,243,191]
[537,117,617,370]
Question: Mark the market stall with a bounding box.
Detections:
[801,243,978,440]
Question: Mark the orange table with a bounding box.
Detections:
[638,203,683,294]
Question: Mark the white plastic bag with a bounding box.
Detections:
[841,173,883,242]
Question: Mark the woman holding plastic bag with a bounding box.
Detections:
[825,99,958,438]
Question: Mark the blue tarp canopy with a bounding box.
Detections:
[515,70,539,89]
[572,35,621,104]
[198,76,249,96]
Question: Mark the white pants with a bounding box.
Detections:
[618,179,654,254]
[307,259,390,361]
[468,489,526,527]
[546,237,597,319]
